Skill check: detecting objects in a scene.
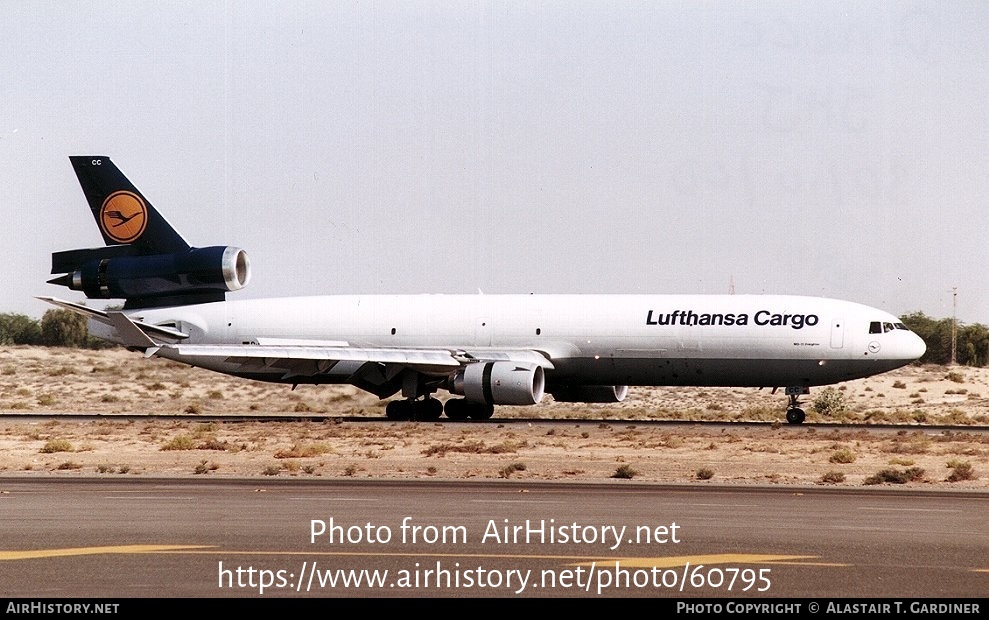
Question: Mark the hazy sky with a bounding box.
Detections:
[2,1,987,324]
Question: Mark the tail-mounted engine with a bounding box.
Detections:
[49,245,251,309]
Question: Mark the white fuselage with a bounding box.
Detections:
[123,293,926,389]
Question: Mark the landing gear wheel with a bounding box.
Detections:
[783,390,807,425]
[386,400,412,421]
[786,407,806,425]
[415,398,443,421]
[441,400,495,421]
[468,403,495,420]
[443,399,470,421]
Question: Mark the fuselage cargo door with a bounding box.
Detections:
[830,318,844,349]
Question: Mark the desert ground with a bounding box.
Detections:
[0,346,986,488]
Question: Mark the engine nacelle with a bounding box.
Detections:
[51,246,250,306]
[452,361,545,406]
[549,385,629,403]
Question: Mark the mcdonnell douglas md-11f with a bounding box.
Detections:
[40,157,926,423]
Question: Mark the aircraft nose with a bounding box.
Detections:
[906,332,927,360]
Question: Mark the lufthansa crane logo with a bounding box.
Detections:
[99,191,148,243]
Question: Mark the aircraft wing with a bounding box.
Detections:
[161,343,462,371]
[155,343,554,398]
[159,343,553,374]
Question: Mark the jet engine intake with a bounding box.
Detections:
[452,361,545,405]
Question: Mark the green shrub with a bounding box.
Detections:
[196,437,232,451]
[829,448,856,464]
[161,434,196,451]
[0,313,43,345]
[864,467,925,485]
[40,309,110,348]
[40,438,74,453]
[274,443,332,458]
[36,393,57,406]
[946,461,976,482]
[611,464,638,479]
[813,387,846,416]
[499,462,528,479]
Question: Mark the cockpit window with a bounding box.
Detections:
[870,321,907,334]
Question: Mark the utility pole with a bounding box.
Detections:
[951,287,958,365]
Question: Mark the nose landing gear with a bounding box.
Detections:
[784,386,809,425]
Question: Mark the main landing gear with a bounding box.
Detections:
[385,370,495,421]
[442,398,494,421]
[385,398,443,421]
[385,398,495,421]
[783,386,809,425]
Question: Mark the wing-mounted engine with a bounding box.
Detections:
[452,361,545,405]
[48,245,251,309]
[549,385,629,403]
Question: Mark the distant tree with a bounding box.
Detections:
[0,313,43,345]
[40,309,91,348]
[900,311,953,365]
[900,311,989,367]
[959,322,989,367]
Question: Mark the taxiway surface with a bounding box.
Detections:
[0,479,985,598]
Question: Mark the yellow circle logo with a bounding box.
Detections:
[99,191,148,244]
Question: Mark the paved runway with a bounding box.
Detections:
[0,479,986,598]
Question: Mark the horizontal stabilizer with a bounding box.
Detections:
[107,311,158,348]
[36,296,189,344]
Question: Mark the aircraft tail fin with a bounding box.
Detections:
[68,156,190,255]
[48,157,250,309]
